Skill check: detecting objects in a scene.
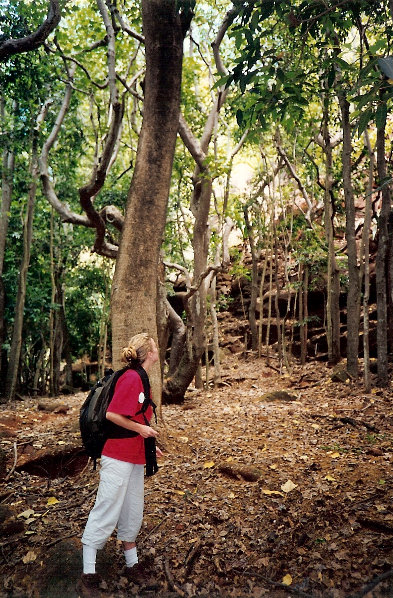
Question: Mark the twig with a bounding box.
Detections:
[140,515,169,543]
[55,486,97,511]
[164,558,186,597]
[5,442,17,481]
[348,568,393,598]
[233,569,316,598]
[0,490,13,503]
[357,517,393,534]
[184,539,202,577]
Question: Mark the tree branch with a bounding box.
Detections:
[97,0,119,106]
[0,0,61,61]
[39,64,92,228]
[178,113,206,171]
[211,6,238,76]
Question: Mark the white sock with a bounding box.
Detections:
[83,545,97,575]
[124,546,138,568]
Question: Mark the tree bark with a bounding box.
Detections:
[376,115,391,387]
[111,0,189,402]
[0,98,16,393]
[321,93,341,364]
[362,130,374,392]
[5,139,39,400]
[243,206,258,351]
[337,93,359,378]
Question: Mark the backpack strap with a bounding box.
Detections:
[134,365,157,426]
[105,365,157,438]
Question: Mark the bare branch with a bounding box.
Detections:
[184,265,224,300]
[97,0,119,106]
[211,6,238,76]
[274,130,313,223]
[0,0,61,62]
[178,113,206,171]
[163,261,192,289]
[39,64,92,228]
[111,4,145,44]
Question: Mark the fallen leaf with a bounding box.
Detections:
[282,574,292,586]
[179,436,189,443]
[325,475,336,482]
[262,489,284,497]
[331,452,341,458]
[281,480,298,493]
[18,509,35,519]
[203,461,215,469]
[47,497,59,505]
[22,551,37,564]
[269,464,278,470]
[173,490,185,496]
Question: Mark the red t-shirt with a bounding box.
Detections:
[101,369,153,464]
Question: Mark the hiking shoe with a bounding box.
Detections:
[76,573,103,598]
[122,563,158,591]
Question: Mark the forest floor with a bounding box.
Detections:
[0,352,393,598]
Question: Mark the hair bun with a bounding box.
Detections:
[121,345,137,363]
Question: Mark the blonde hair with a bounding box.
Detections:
[121,333,153,365]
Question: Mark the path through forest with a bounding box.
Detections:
[0,354,393,598]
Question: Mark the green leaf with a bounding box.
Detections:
[357,108,373,136]
[375,103,387,130]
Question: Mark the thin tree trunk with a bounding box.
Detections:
[299,264,305,365]
[322,93,341,364]
[49,209,56,396]
[273,221,283,369]
[257,250,268,357]
[375,112,391,386]
[362,130,374,392]
[0,99,16,394]
[243,206,258,351]
[337,92,359,378]
[5,139,39,400]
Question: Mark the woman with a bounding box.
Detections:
[77,333,162,598]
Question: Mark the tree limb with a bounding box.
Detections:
[0,0,61,62]
[39,65,92,228]
[178,114,206,171]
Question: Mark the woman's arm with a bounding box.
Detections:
[106,411,158,439]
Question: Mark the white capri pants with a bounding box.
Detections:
[81,455,144,549]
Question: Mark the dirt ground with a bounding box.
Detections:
[1,353,393,598]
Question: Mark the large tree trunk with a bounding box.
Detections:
[111,1,189,401]
[337,93,359,378]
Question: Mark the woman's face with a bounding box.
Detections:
[148,339,159,364]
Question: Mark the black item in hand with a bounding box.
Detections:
[145,436,158,477]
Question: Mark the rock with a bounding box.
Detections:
[0,505,25,537]
[260,390,297,402]
[218,463,263,482]
[330,368,349,383]
[0,445,7,479]
[37,401,69,413]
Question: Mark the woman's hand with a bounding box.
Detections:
[156,446,164,458]
[138,425,159,439]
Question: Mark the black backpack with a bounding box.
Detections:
[79,365,158,474]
